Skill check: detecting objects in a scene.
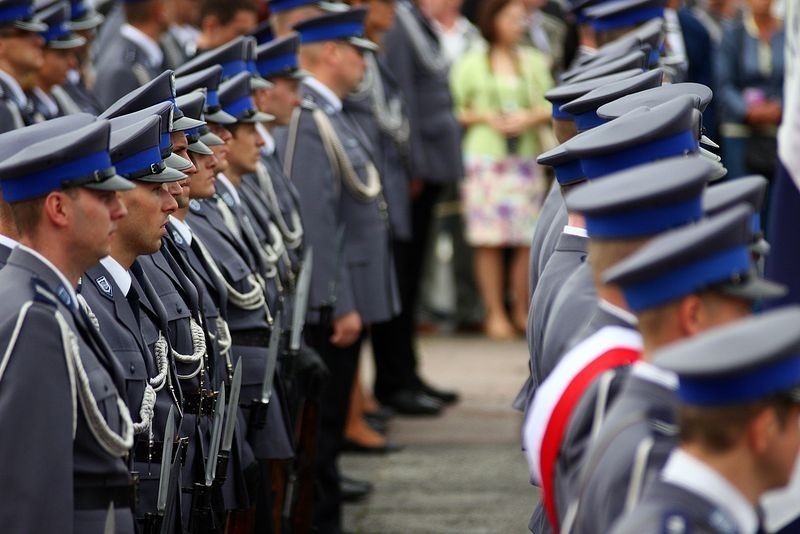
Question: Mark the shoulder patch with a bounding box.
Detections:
[95,275,113,298]
[30,279,59,307]
[189,199,202,213]
[171,229,184,246]
[221,191,235,208]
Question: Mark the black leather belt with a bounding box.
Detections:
[131,437,188,465]
[74,477,134,511]
[231,327,271,347]
[183,390,217,416]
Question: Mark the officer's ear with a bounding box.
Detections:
[676,294,703,337]
[43,189,76,229]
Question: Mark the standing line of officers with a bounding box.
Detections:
[0,0,465,533]
[520,1,800,534]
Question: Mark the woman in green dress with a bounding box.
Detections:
[451,0,553,339]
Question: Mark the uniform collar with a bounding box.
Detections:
[0,233,19,250]
[631,360,678,390]
[256,122,275,155]
[32,86,59,117]
[599,298,638,326]
[121,23,164,69]
[168,214,193,246]
[563,225,588,238]
[303,76,342,112]
[100,255,132,296]
[216,173,242,205]
[18,244,78,310]
[0,68,28,107]
[663,448,759,534]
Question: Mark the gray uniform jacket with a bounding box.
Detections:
[0,247,135,533]
[0,77,34,133]
[345,58,413,241]
[540,263,598,382]
[382,0,463,183]
[0,241,12,267]
[62,79,104,115]
[275,84,400,325]
[572,372,677,534]
[528,183,564,302]
[94,33,163,108]
[611,478,740,534]
[187,199,294,460]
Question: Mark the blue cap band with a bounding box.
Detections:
[224,95,254,119]
[160,131,171,155]
[206,89,219,108]
[552,101,573,120]
[752,213,761,235]
[585,195,702,239]
[648,47,661,66]
[592,6,664,32]
[554,159,585,185]
[581,130,698,179]
[2,150,112,202]
[0,4,32,24]
[248,60,258,75]
[220,59,249,79]
[114,145,162,177]
[71,1,87,18]
[621,245,751,312]
[257,53,298,78]
[270,0,318,13]
[678,354,800,406]
[574,110,608,132]
[41,22,69,42]
[298,22,364,44]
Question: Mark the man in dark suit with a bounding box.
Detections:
[93,0,168,107]
[0,118,136,533]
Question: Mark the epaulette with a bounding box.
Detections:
[299,97,317,112]
[31,278,60,308]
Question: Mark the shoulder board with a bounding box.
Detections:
[300,97,317,111]
[661,511,690,534]
[30,278,59,308]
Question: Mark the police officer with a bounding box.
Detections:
[30,0,86,120]
[0,118,136,533]
[0,0,47,131]
[613,306,800,534]
[274,8,400,532]
[61,0,105,115]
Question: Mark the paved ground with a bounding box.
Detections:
[342,335,538,534]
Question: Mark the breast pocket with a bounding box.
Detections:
[87,366,123,434]
[220,254,251,285]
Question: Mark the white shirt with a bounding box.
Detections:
[19,244,78,310]
[630,360,678,391]
[256,122,276,155]
[662,449,759,534]
[562,225,588,238]
[302,76,342,112]
[432,16,481,63]
[100,255,132,296]
[216,173,242,206]
[168,214,193,246]
[0,233,19,250]
[598,298,638,326]
[32,87,59,118]
[120,23,164,69]
[0,68,28,107]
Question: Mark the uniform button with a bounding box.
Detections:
[130,363,136,374]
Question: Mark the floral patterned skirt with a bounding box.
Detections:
[461,155,546,247]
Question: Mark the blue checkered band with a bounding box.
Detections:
[678,353,800,406]
[257,53,297,78]
[574,110,608,132]
[1,150,112,201]
[621,245,750,312]
[114,145,162,177]
[585,195,702,239]
[591,6,664,32]
[298,22,364,44]
[580,130,698,179]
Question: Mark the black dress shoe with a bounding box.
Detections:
[342,439,404,455]
[340,475,373,503]
[364,405,395,421]
[383,390,443,416]
[418,381,460,405]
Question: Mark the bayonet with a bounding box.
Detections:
[260,311,282,405]
[156,405,177,513]
[104,502,115,534]
[205,383,225,487]
[289,248,313,353]
[221,361,242,453]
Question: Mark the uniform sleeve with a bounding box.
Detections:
[0,101,18,134]
[715,25,749,123]
[94,65,141,109]
[281,112,356,320]
[0,304,74,533]
[381,25,431,179]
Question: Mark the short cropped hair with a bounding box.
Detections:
[200,0,258,26]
